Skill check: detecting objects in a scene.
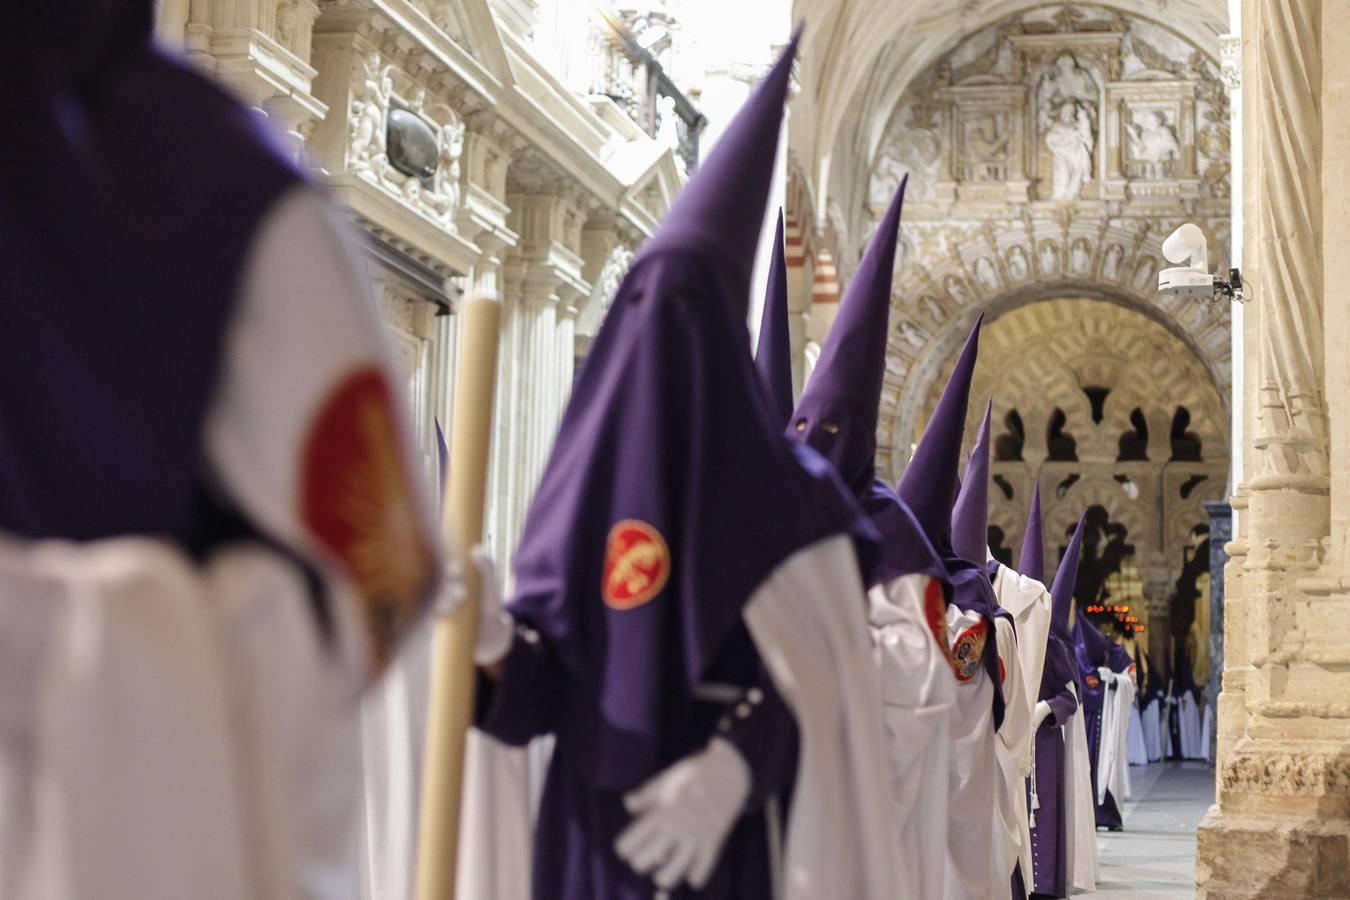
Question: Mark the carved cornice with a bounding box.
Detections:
[1222,747,1350,800]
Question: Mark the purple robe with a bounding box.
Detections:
[477,35,881,898]
[1027,634,1079,897]
[1074,617,1128,829]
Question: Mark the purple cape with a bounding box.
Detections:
[0,2,301,545]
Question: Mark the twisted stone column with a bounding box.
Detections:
[1197,2,1350,896]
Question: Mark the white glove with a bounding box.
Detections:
[1097,666,1115,684]
[1032,700,1052,732]
[615,737,750,890]
[443,545,514,665]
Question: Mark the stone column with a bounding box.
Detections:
[1197,2,1350,896]
[486,187,589,576]
[1204,500,1232,764]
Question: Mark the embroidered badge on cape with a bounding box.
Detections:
[301,366,436,673]
[602,519,670,610]
[951,619,988,682]
[1086,673,1101,689]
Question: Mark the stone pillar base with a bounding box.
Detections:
[1197,809,1350,898]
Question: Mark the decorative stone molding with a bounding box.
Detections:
[1221,747,1350,802]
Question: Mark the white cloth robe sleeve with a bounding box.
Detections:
[1127,703,1149,766]
[942,603,998,900]
[867,574,956,900]
[1062,683,1099,894]
[1095,670,1136,807]
[742,534,904,900]
[990,565,1051,887]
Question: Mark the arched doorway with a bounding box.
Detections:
[908,297,1228,667]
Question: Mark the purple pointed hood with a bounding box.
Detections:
[897,315,983,558]
[1075,610,1113,669]
[790,178,905,493]
[782,179,945,589]
[1019,481,1045,583]
[638,30,800,314]
[503,32,881,793]
[1052,510,1087,641]
[951,397,993,564]
[755,209,794,426]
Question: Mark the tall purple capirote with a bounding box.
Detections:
[1052,510,1088,640]
[897,316,983,556]
[1020,480,1045,583]
[951,396,993,563]
[638,29,802,315]
[790,177,907,493]
[755,209,794,426]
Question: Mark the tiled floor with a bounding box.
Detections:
[1081,761,1215,899]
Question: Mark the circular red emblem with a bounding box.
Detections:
[1086,674,1101,689]
[301,367,436,672]
[923,577,950,659]
[951,620,988,682]
[602,520,670,610]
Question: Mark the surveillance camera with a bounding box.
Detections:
[1158,223,1215,298]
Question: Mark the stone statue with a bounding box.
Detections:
[1103,244,1124,280]
[426,115,465,222]
[1128,109,1181,179]
[1039,240,1060,274]
[1007,246,1029,281]
[975,256,1001,291]
[351,55,394,177]
[945,274,971,305]
[1071,238,1092,274]
[897,321,928,351]
[1044,102,1094,201]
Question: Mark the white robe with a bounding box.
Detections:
[943,604,998,900]
[989,565,1051,889]
[1126,704,1148,767]
[1062,684,1099,895]
[1177,693,1204,759]
[1141,698,1163,762]
[1,188,433,900]
[867,574,956,900]
[1096,671,1136,807]
[741,535,906,899]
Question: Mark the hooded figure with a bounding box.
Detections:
[1170,642,1204,760]
[787,178,953,899]
[474,35,903,900]
[1075,612,1136,830]
[1024,506,1087,898]
[1141,651,1166,761]
[755,210,795,427]
[896,319,1007,900]
[963,414,1052,900]
[1,4,439,897]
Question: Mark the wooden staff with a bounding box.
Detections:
[414,294,502,900]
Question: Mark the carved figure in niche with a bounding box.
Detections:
[1039,240,1060,275]
[425,115,465,222]
[1129,110,1180,162]
[1128,109,1180,179]
[1132,257,1155,291]
[1044,102,1095,201]
[964,113,1010,181]
[975,257,1001,291]
[276,0,298,48]
[1102,244,1124,280]
[1040,54,1098,108]
[351,55,394,176]
[945,274,972,305]
[919,294,946,323]
[1071,238,1092,274]
[1007,246,1029,281]
[897,321,928,351]
[871,125,941,206]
